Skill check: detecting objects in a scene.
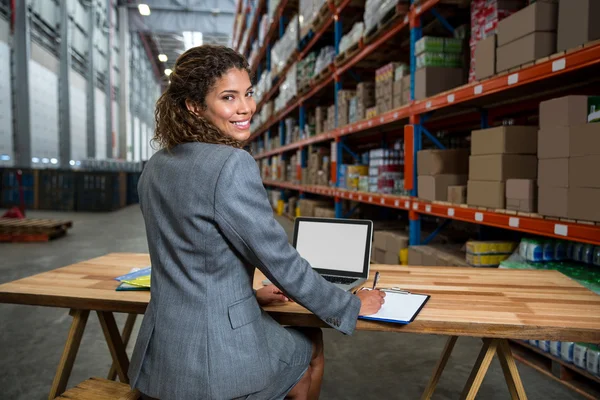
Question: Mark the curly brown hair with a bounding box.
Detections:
[153,45,252,150]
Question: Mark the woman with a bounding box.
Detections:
[128,45,385,400]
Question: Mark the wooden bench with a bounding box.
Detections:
[56,377,140,399]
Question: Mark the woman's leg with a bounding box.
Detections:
[286,328,324,400]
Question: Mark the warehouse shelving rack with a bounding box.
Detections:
[235,0,600,247]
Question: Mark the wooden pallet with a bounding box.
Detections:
[310,64,333,87]
[510,340,600,400]
[334,38,363,67]
[364,3,410,45]
[0,218,73,242]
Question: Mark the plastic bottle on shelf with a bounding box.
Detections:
[572,243,584,262]
[554,241,567,261]
[561,342,575,363]
[593,247,600,266]
[574,343,588,369]
[582,244,595,264]
[543,241,555,262]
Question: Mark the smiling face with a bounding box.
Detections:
[189,68,256,142]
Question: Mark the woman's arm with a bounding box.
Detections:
[214,149,361,334]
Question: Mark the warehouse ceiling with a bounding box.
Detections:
[121,0,235,75]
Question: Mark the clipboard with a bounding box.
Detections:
[358,289,430,325]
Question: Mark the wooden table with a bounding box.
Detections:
[1,253,600,400]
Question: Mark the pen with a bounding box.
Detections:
[372,271,380,290]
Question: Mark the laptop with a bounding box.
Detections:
[293,217,373,292]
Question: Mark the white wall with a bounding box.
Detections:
[70,70,87,162]
[94,88,107,160]
[29,61,59,164]
[0,40,13,166]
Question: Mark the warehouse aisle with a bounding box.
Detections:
[0,207,583,399]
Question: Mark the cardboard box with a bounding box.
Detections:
[314,206,335,218]
[557,0,600,52]
[537,127,570,159]
[467,180,506,208]
[538,158,568,187]
[393,80,403,96]
[475,34,496,80]
[506,179,536,212]
[383,251,399,265]
[569,155,600,188]
[408,247,423,265]
[539,96,590,129]
[568,187,600,222]
[373,248,386,263]
[469,155,537,181]
[414,67,465,100]
[569,123,600,156]
[471,126,538,155]
[496,32,556,72]
[538,186,568,218]
[497,1,558,47]
[418,174,468,202]
[447,185,467,204]
[417,149,469,175]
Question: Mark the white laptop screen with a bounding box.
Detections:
[294,220,370,275]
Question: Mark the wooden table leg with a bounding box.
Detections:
[497,339,528,400]
[421,336,458,400]
[48,309,90,400]
[107,313,138,381]
[97,311,131,384]
[459,338,499,400]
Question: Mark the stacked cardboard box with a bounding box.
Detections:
[506,179,536,212]
[448,185,467,204]
[315,106,326,135]
[538,96,600,221]
[314,206,335,218]
[376,63,400,115]
[325,105,336,132]
[414,67,464,100]
[298,198,331,217]
[557,0,600,51]
[470,0,524,82]
[468,126,538,209]
[413,36,465,99]
[392,64,409,108]
[496,0,558,72]
[417,149,469,202]
[337,90,356,127]
[373,231,409,265]
[356,82,375,121]
[288,196,297,219]
[306,150,329,186]
[408,244,469,267]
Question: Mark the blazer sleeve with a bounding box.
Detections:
[214,149,361,335]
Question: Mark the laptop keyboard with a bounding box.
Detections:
[323,276,358,285]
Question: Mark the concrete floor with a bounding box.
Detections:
[0,206,584,399]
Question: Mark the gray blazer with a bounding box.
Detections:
[129,143,361,400]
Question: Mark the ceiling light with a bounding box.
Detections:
[158,54,168,62]
[69,160,75,166]
[42,158,50,164]
[32,157,40,163]
[138,4,151,16]
[164,68,172,76]
[50,158,58,164]
[183,31,203,50]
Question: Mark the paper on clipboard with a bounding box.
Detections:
[358,290,429,325]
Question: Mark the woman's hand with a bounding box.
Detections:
[256,285,290,306]
[356,289,386,316]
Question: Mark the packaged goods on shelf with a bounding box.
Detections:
[297,52,316,90]
[337,90,356,127]
[268,0,282,21]
[339,22,364,55]
[255,70,271,103]
[376,62,401,114]
[348,97,359,124]
[315,106,326,134]
[557,0,600,52]
[356,82,376,120]
[366,106,378,119]
[394,64,409,81]
[466,253,511,267]
[258,14,269,46]
[299,0,327,38]
[314,46,335,76]
[288,196,297,218]
[270,15,299,76]
[363,0,407,34]
[415,36,445,55]
[467,240,517,255]
[416,52,463,69]
[346,165,369,191]
[274,63,297,113]
[369,147,404,195]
